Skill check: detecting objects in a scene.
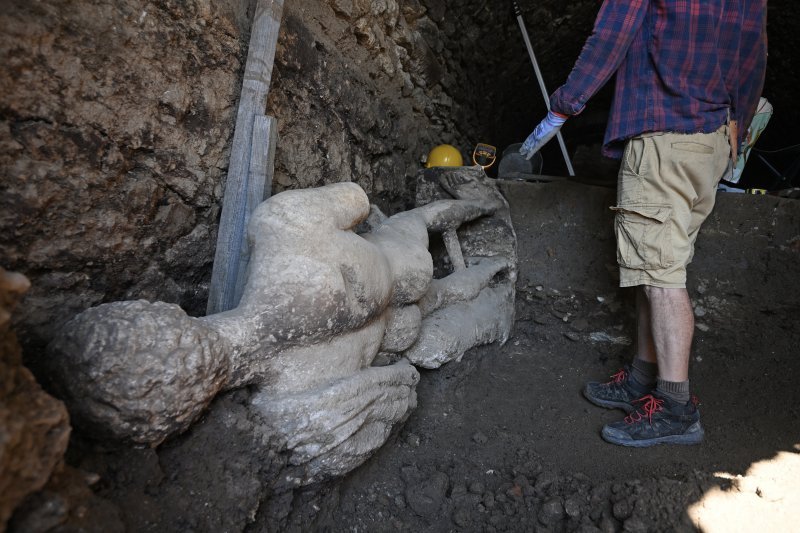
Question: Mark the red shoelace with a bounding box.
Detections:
[624,394,664,425]
[606,368,628,384]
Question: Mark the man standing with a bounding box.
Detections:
[520,0,767,447]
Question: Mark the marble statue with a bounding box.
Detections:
[47,169,516,482]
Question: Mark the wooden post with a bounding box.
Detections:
[231,114,278,307]
[207,0,284,315]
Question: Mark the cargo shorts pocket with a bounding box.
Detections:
[611,204,674,270]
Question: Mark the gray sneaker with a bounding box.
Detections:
[601,392,704,447]
[583,365,652,413]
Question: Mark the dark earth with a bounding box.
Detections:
[299,181,800,533]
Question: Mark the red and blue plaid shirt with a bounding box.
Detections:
[550,0,767,158]
[735,0,768,137]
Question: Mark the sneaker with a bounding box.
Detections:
[583,365,652,413]
[601,393,704,447]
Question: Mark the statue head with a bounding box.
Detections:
[47,300,229,444]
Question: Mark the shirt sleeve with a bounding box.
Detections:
[549,0,648,116]
[736,0,768,141]
[719,0,743,124]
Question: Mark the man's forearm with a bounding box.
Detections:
[549,0,648,116]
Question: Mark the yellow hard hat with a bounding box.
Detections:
[426,144,463,168]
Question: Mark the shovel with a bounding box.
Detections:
[512,1,575,176]
[498,143,543,180]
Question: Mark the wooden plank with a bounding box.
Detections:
[207,0,285,315]
[231,114,278,307]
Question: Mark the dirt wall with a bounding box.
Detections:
[0,0,499,362]
[1,0,255,361]
[266,0,504,207]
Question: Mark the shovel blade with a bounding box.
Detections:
[498,143,543,179]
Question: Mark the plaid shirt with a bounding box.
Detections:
[550,0,767,158]
[735,0,768,137]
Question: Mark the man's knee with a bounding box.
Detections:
[642,285,687,302]
[642,285,663,299]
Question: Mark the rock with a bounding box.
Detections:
[513,475,531,491]
[401,465,422,485]
[450,482,467,500]
[539,498,565,524]
[406,433,421,447]
[623,517,649,533]
[7,465,123,533]
[516,459,543,479]
[420,0,446,22]
[452,506,471,527]
[564,331,581,342]
[472,431,489,444]
[8,492,68,533]
[0,269,71,531]
[482,491,496,509]
[506,484,523,500]
[329,0,353,19]
[535,470,558,492]
[612,499,632,520]
[469,481,485,494]
[565,497,582,518]
[599,514,619,533]
[405,471,449,517]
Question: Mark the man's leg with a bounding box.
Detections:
[635,286,657,364]
[643,285,693,405]
[598,128,729,446]
[643,286,693,383]
[629,286,659,387]
[582,286,658,411]
[601,285,702,446]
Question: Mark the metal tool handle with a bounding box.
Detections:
[513,1,575,176]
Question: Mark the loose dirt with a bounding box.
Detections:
[53,181,800,533]
[299,181,800,532]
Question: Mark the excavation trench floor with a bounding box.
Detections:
[307,180,800,532]
[63,181,800,533]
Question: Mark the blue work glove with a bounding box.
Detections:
[519,111,568,160]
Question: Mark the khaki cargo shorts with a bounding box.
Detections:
[613,126,730,288]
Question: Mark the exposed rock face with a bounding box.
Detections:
[1,0,512,364]
[0,269,70,532]
[266,0,491,206]
[0,0,255,361]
